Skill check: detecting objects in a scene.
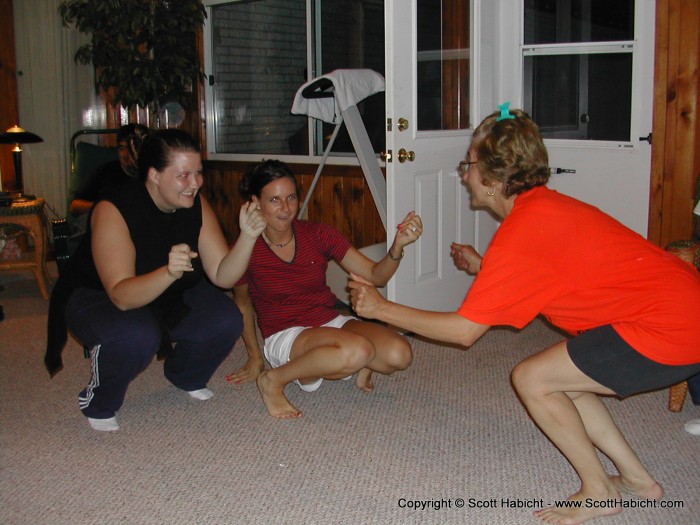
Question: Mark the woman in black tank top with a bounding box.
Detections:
[46,129,265,432]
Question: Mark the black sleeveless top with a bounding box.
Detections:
[45,180,204,375]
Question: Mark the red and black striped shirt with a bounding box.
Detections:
[239,220,352,338]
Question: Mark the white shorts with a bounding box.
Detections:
[263,314,358,392]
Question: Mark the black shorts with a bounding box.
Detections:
[567,325,700,398]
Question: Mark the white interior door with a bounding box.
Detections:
[385,0,498,311]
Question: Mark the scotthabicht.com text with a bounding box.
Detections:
[397,497,684,511]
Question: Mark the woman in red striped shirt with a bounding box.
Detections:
[227,160,422,419]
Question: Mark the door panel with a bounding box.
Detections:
[385,0,498,311]
[546,144,650,233]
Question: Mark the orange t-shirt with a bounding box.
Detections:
[458,186,700,365]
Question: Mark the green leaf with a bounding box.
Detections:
[58,0,205,109]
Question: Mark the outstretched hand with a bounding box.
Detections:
[239,201,266,240]
[450,242,482,274]
[348,272,385,320]
[225,358,264,384]
[167,243,198,279]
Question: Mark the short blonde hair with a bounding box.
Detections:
[471,109,549,197]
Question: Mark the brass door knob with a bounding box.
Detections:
[397,118,409,131]
[397,148,415,163]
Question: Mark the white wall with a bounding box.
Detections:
[13,0,101,218]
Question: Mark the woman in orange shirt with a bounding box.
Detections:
[349,105,700,525]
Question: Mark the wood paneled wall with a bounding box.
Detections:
[103,93,202,146]
[648,0,700,246]
[201,161,386,248]
[442,0,470,129]
[0,0,19,191]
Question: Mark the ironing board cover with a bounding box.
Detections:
[291,69,385,124]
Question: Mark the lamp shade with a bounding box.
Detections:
[0,125,43,144]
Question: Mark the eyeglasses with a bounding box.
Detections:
[458,160,477,174]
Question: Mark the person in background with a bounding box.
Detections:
[684,197,700,436]
[65,124,151,258]
[70,124,150,216]
[348,105,700,525]
[226,160,419,419]
[45,129,265,432]
[685,373,700,435]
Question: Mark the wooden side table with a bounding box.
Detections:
[0,198,51,299]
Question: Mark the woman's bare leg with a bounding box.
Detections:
[257,327,375,419]
[570,393,663,501]
[342,320,413,391]
[511,341,659,525]
[258,321,411,418]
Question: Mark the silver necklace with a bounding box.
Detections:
[263,229,294,249]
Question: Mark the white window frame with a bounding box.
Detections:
[518,2,643,150]
[201,0,369,166]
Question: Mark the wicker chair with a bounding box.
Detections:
[665,240,700,412]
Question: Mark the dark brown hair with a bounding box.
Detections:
[137,129,200,181]
[240,159,301,201]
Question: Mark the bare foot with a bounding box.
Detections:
[609,475,664,500]
[256,371,303,419]
[534,489,622,525]
[355,368,374,392]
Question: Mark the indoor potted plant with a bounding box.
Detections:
[58,0,206,125]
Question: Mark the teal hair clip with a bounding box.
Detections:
[496,101,515,122]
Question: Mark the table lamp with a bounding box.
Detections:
[0,125,43,203]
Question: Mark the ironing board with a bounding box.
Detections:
[291,69,387,229]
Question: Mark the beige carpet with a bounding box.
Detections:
[1,265,698,525]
